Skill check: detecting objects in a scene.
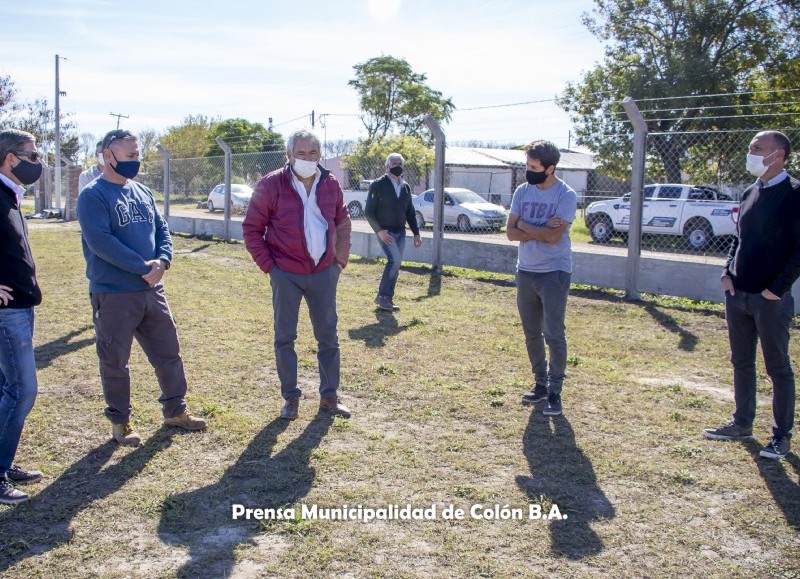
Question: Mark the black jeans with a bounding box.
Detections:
[726,290,795,440]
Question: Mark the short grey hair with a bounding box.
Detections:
[385,153,404,169]
[0,129,36,167]
[286,129,321,156]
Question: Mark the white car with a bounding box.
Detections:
[413,187,507,232]
[207,184,254,213]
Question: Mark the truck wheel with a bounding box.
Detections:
[589,215,613,243]
[685,219,713,251]
[415,211,426,229]
[347,201,363,218]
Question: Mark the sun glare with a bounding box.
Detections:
[367,0,402,22]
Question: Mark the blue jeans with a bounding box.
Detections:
[270,265,341,400]
[726,290,795,440]
[515,270,571,395]
[378,231,406,300]
[0,308,38,474]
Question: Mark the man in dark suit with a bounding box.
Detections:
[364,153,421,311]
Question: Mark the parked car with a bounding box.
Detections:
[343,188,369,218]
[207,184,254,213]
[584,183,738,250]
[413,187,507,232]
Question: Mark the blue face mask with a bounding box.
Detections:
[110,150,140,179]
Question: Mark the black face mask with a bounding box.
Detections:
[110,150,141,179]
[525,169,548,185]
[11,159,43,185]
[389,166,403,177]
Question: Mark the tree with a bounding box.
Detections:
[349,56,455,143]
[206,118,284,156]
[559,0,800,183]
[343,134,434,190]
[80,132,96,165]
[159,114,216,158]
[0,75,20,127]
[12,97,79,163]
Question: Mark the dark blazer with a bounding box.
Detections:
[364,174,420,236]
[0,179,42,308]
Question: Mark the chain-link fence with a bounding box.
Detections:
[584,126,800,257]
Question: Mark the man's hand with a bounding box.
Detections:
[378,230,392,244]
[142,260,166,286]
[762,288,780,300]
[0,285,13,306]
[546,216,564,228]
[413,234,422,248]
[721,275,735,295]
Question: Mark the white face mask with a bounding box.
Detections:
[745,150,778,177]
[97,152,104,167]
[292,158,317,179]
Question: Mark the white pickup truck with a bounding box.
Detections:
[342,180,376,218]
[584,184,739,250]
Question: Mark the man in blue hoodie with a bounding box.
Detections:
[77,130,207,445]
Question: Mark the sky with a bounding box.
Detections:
[1,0,607,154]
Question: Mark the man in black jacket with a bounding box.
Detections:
[0,129,44,504]
[704,130,800,460]
[364,153,421,311]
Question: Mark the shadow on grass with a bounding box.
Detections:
[348,311,415,348]
[34,325,95,369]
[0,428,177,573]
[516,411,614,559]
[158,413,333,577]
[743,440,800,531]
[640,302,698,352]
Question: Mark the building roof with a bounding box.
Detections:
[445,146,597,171]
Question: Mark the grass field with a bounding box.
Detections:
[1,222,798,578]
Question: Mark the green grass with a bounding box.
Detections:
[0,223,798,578]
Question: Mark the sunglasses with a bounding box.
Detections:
[14,150,41,162]
[103,130,134,149]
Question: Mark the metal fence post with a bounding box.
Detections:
[216,137,233,242]
[423,114,445,273]
[157,144,171,221]
[622,96,648,300]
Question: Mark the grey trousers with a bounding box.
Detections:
[91,288,188,424]
[269,265,341,400]
[726,289,795,440]
[516,269,571,395]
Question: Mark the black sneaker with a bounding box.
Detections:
[521,386,548,405]
[543,393,562,416]
[703,420,754,441]
[759,437,790,460]
[0,476,28,505]
[6,465,42,485]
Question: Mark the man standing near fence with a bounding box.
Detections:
[78,140,103,193]
[242,129,352,421]
[704,130,799,460]
[365,153,421,311]
[507,140,577,416]
[77,129,207,446]
[0,129,44,504]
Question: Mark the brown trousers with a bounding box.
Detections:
[90,288,188,424]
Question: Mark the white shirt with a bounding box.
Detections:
[0,171,25,206]
[757,169,788,189]
[387,173,405,198]
[290,170,329,265]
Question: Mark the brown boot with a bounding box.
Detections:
[319,397,351,418]
[163,412,207,431]
[280,397,300,420]
[112,422,142,446]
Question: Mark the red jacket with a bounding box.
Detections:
[243,164,352,275]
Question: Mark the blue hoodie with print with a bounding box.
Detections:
[76,177,172,293]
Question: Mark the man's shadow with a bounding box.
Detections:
[34,325,95,369]
[516,411,614,559]
[348,311,415,348]
[158,413,333,577]
[0,428,176,572]
[743,440,800,530]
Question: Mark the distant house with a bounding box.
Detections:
[444,147,600,207]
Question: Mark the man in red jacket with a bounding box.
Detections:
[243,129,352,421]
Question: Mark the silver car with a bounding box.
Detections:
[207,184,254,213]
[413,187,507,232]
